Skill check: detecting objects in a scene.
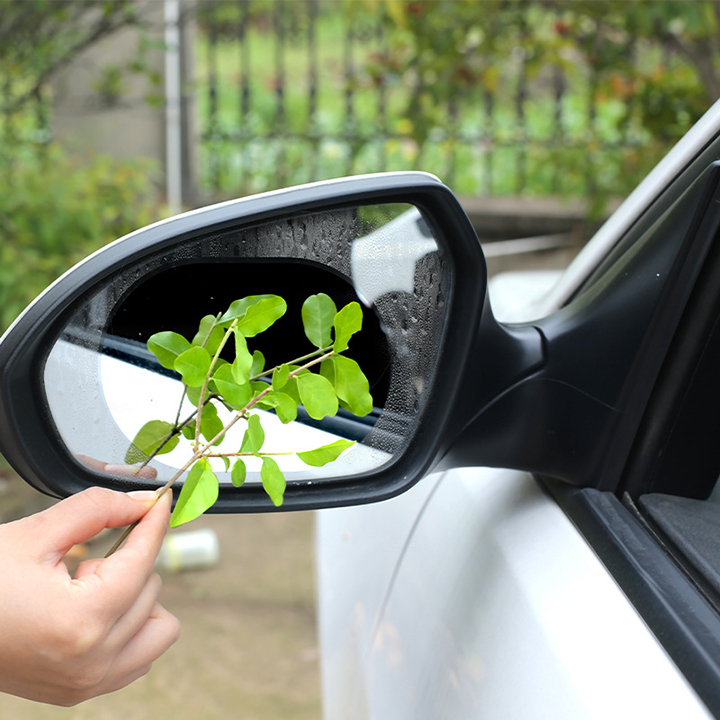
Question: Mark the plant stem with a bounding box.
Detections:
[195,320,236,450]
[108,340,336,557]
[250,344,332,382]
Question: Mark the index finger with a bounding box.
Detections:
[86,491,172,615]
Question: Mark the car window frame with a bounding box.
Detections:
[540,130,720,717]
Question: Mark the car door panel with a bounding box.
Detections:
[318,468,712,719]
[316,472,442,720]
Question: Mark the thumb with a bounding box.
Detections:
[30,488,159,560]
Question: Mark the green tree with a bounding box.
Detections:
[0,0,140,116]
[367,0,718,201]
[0,0,162,332]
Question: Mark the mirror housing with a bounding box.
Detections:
[0,172,518,512]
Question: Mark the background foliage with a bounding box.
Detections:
[0,146,158,332]
[0,0,163,333]
[360,0,719,203]
[196,0,720,209]
[0,0,140,114]
[4,0,720,331]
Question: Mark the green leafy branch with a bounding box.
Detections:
[121,292,373,531]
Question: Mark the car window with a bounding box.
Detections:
[571,132,720,305]
[629,252,720,608]
[544,136,720,717]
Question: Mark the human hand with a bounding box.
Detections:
[0,487,180,706]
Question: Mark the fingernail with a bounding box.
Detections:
[156,488,172,504]
[127,490,158,502]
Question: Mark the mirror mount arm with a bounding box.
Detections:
[434,295,549,476]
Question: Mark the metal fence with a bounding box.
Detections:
[1,1,705,210]
[194,0,694,204]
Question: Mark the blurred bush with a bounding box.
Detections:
[0,144,160,332]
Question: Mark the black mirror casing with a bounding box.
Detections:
[0,172,500,511]
[7,164,710,514]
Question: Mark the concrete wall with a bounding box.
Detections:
[52,3,164,161]
[51,0,197,208]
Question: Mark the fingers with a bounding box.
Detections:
[35,488,164,560]
[75,456,158,481]
[0,489,179,707]
[103,464,158,480]
[73,557,103,579]
[40,603,180,707]
[75,491,171,618]
[106,572,164,650]
[93,603,181,698]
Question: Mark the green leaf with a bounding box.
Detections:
[302,293,337,348]
[282,368,308,406]
[240,414,265,453]
[221,456,231,473]
[147,331,191,370]
[250,350,265,377]
[170,459,219,527]
[272,363,290,391]
[331,355,373,416]
[260,456,286,506]
[282,376,300,405]
[231,329,253,384]
[219,295,287,337]
[192,314,224,355]
[237,295,287,337]
[199,400,224,445]
[333,302,363,352]
[297,438,355,466]
[259,391,298,424]
[186,385,202,407]
[181,423,195,441]
[231,458,247,488]
[297,373,338,420]
[211,364,252,410]
[320,358,335,385]
[174,346,212,387]
[251,380,271,398]
[219,296,262,325]
[125,419,179,463]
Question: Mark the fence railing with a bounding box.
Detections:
[2,1,708,212]
[194,0,698,205]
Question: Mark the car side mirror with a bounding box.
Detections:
[0,172,524,512]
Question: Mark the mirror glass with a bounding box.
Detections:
[43,203,450,491]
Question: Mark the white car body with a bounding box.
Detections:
[315,100,720,720]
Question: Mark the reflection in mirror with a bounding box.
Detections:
[43,203,450,492]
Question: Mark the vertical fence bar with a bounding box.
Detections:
[514,13,529,195]
[623,29,640,152]
[376,11,388,173]
[165,0,183,214]
[483,86,495,195]
[515,52,528,194]
[2,76,16,167]
[446,97,458,188]
[585,21,601,197]
[237,0,251,192]
[307,0,320,181]
[273,0,287,187]
[343,10,356,176]
[206,1,221,193]
[551,63,565,195]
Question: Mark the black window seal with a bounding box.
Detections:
[567,142,720,308]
